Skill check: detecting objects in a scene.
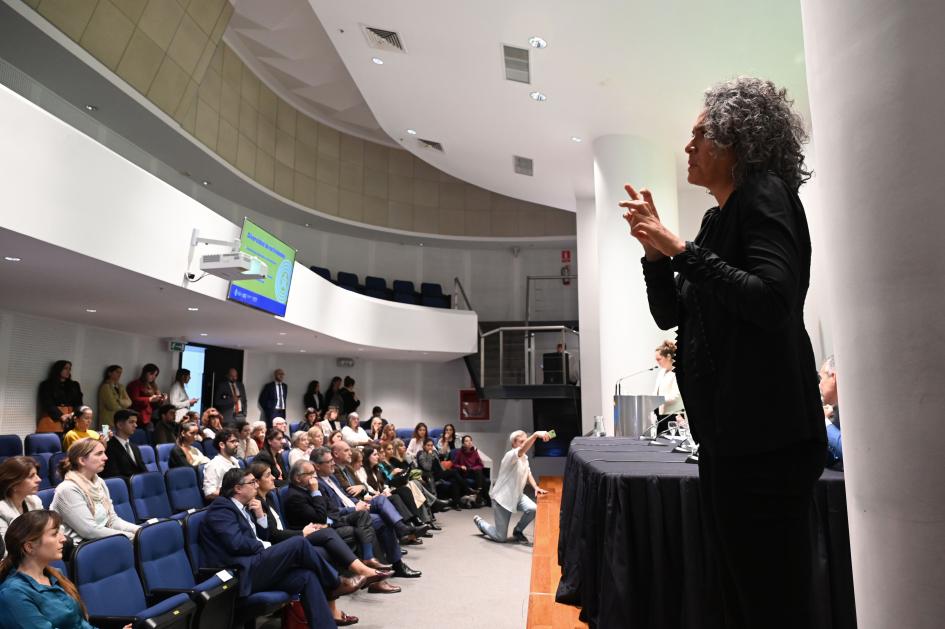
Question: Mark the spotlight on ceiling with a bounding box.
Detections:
[529,91,547,102]
[199,333,208,337]
[84,104,98,112]
[3,256,22,262]
[371,57,384,65]
[85,309,97,313]
[570,136,583,143]
[201,180,211,186]
[187,307,199,311]
[528,36,547,49]
[406,129,418,135]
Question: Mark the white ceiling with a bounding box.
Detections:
[293,0,810,211]
[0,227,462,362]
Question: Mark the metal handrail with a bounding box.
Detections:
[480,325,579,386]
[481,325,579,338]
[452,277,482,335]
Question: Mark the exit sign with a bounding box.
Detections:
[168,340,186,352]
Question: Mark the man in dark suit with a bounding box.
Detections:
[213,367,247,427]
[199,468,361,628]
[310,447,422,579]
[258,368,288,429]
[102,409,146,478]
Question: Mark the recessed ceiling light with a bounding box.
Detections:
[357,348,365,352]
[406,129,417,135]
[570,136,583,143]
[529,91,547,102]
[371,57,384,65]
[201,180,210,187]
[85,309,97,313]
[199,333,208,337]
[84,104,98,112]
[528,36,547,49]
[418,242,424,247]
[304,223,310,227]
[299,349,306,353]
[3,256,21,262]
[276,342,284,346]
[187,307,199,311]
[279,332,287,336]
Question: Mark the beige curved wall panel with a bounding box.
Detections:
[20,0,576,238]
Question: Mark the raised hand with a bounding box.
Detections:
[619,184,685,260]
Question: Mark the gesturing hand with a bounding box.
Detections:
[619,184,686,260]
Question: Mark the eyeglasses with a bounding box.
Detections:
[238,479,259,486]
[317,459,333,465]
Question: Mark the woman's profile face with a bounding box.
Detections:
[109,368,122,382]
[257,469,275,494]
[60,363,72,380]
[81,443,108,474]
[76,409,92,430]
[369,450,379,465]
[30,519,66,564]
[685,110,736,191]
[15,467,41,496]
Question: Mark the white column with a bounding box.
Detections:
[577,135,678,434]
[801,2,945,627]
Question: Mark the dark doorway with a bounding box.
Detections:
[180,343,244,415]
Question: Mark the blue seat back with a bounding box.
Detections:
[165,467,203,513]
[104,477,136,523]
[48,452,67,486]
[156,444,175,473]
[336,271,359,287]
[429,428,444,441]
[25,433,61,456]
[365,288,390,301]
[421,282,443,296]
[393,292,419,304]
[130,429,150,446]
[244,455,255,466]
[130,472,172,521]
[421,294,450,308]
[0,434,22,458]
[37,487,55,509]
[136,520,197,591]
[201,440,218,458]
[183,509,207,573]
[138,445,158,473]
[289,422,301,434]
[73,534,148,616]
[309,266,331,281]
[392,280,415,294]
[236,458,246,469]
[395,428,413,441]
[365,276,387,290]
[280,450,290,471]
[275,485,291,520]
[31,455,51,490]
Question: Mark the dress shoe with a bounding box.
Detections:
[428,521,443,531]
[367,581,402,594]
[400,534,423,545]
[363,558,392,571]
[400,548,408,556]
[329,575,364,599]
[432,499,451,512]
[393,562,422,578]
[411,523,431,537]
[335,612,359,626]
[360,570,393,590]
[512,530,532,546]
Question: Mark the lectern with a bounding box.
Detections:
[613,395,665,437]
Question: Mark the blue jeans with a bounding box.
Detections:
[480,494,536,542]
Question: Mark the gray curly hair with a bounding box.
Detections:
[702,77,811,191]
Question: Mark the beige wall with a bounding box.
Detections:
[22,0,576,238]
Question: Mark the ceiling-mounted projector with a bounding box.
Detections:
[200,251,268,281]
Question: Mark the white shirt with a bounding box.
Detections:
[341,425,371,447]
[405,437,424,462]
[231,498,270,548]
[321,474,356,508]
[489,448,531,512]
[653,368,684,414]
[168,382,193,421]
[203,455,240,498]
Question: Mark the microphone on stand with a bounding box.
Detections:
[614,366,659,397]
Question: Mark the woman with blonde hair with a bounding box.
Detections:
[288,431,312,467]
[306,424,325,450]
[50,439,139,544]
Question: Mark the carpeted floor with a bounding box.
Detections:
[259,504,535,628]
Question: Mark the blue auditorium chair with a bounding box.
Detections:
[364,276,391,300]
[244,455,254,466]
[392,279,419,304]
[309,265,331,282]
[73,533,196,629]
[104,476,136,524]
[429,428,444,441]
[395,428,413,441]
[136,520,237,629]
[201,440,217,458]
[139,444,159,473]
[280,450,290,472]
[130,472,178,522]
[421,282,450,308]
[24,433,61,464]
[336,271,362,293]
[31,455,51,490]
[289,421,301,434]
[165,467,205,513]
[130,428,150,447]
[48,451,67,486]
[0,434,23,461]
[156,443,175,473]
[37,487,55,509]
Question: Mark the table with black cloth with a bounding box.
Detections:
[555,437,855,629]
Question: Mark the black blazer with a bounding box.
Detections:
[37,379,83,420]
[283,483,329,529]
[303,391,324,412]
[167,445,197,469]
[642,173,824,455]
[102,436,146,478]
[254,448,288,486]
[258,382,288,421]
[337,389,360,416]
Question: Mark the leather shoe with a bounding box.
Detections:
[360,570,393,590]
[432,499,451,512]
[335,612,359,626]
[329,575,364,599]
[400,548,408,556]
[411,523,431,537]
[363,558,392,570]
[400,534,423,545]
[393,562,422,578]
[428,522,443,531]
[367,581,402,594]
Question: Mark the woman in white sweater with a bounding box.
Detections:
[51,438,139,544]
[0,456,44,543]
[341,413,371,447]
[653,340,685,433]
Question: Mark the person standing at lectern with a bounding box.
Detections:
[624,77,826,628]
[653,340,684,433]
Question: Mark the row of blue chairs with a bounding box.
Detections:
[309,266,451,308]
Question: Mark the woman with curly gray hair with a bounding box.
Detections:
[622,76,826,628]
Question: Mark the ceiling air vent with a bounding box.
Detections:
[417,138,444,152]
[503,45,530,83]
[514,155,534,176]
[362,26,406,53]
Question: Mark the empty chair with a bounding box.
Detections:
[156,443,175,473]
[364,276,391,300]
[73,533,196,628]
[201,440,217,458]
[421,294,450,308]
[139,444,159,473]
[165,467,205,513]
[48,452,67,486]
[37,487,55,509]
[309,265,331,282]
[393,292,420,304]
[104,476,136,524]
[136,520,237,629]
[336,271,361,293]
[130,472,175,522]
[392,279,419,304]
[420,282,444,297]
[24,433,61,459]
[395,428,413,441]
[0,434,23,460]
[392,279,415,294]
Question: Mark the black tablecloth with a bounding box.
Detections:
[556,438,855,629]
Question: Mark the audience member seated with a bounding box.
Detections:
[366,417,384,443]
[320,406,343,434]
[51,439,139,544]
[272,418,292,450]
[437,423,457,458]
[235,421,260,459]
[184,410,201,434]
[327,430,344,447]
[405,423,429,462]
[37,360,84,434]
[820,355,843,469]
[283,460,394,584]
[200,408,224,440]
[341,414,371,447]
[62,406,102,451]
[168,368,199,422]
[303,380,325,416]
[167,421,211,469]
[310,447,421,579]
[198,468,356,629]
[307,425,326,451]
[297,408,319,434]
[126,363,164,431]
[379,424,397,448]
[337,377,361,418]
[454,435,489,505]
[254,429,289,487]
[250,420,267,451]
[359,446,441,529]
[289,431,312,468]
[97,364,131,430]
[152,404,179,445]
[367,406,388,430]
[202,429,241,500]
[0,457,43,542]
[416,438,472,509]
[102,410,146,478]
[249,461,393,596]
[0,510,105,629]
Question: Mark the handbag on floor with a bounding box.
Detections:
[282,600,307,629]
